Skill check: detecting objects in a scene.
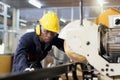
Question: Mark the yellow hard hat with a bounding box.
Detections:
[39,12,60,33]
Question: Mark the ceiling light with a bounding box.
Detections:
[96,0,108,6]
[28,0,42,8]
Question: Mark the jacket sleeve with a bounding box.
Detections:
[52,34,64,51]
[12,35,30,72]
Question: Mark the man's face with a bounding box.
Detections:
[40,26,57,43]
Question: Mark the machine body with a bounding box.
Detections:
[59,19,120,80]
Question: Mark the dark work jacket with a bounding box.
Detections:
[12,32,64,72]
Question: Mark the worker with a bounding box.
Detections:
[12,12,64,72]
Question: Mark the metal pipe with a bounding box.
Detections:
[79,0,83,25]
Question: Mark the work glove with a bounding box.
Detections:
[24,68,35,72]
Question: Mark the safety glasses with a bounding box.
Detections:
[41,26,57,37]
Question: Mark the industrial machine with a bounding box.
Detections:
[58,8,120,80]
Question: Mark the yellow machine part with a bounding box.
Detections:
[0,55,12,75]
[94,8,120,27]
